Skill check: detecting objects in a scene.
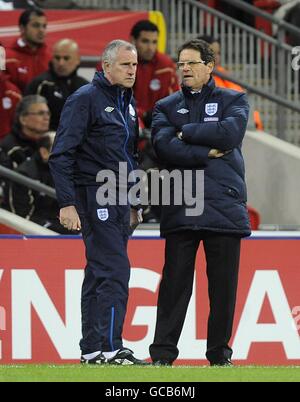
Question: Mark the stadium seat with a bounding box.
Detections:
[254,0,281,36]
[247,205,261,230]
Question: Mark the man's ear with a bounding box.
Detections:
[102,61,110,74]
[207,62,215,74]
[19,115,27,127]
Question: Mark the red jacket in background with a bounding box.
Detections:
[5,38,51,93]
[0,72,22,140]
[134,52,180,123]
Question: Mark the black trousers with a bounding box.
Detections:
[149,230,241,364]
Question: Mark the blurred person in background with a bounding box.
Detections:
[198,35,263,131]
[130,20,180,129]
[0,94,50,169]
[10,134,73,233]
[131,20,180,222]
[26,39,89,131]
[0,45,22,139]
[0,95,50,208]
[5,8,51,92]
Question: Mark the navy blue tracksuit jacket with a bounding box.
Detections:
[49,72,139,353]
[152,78,251,238]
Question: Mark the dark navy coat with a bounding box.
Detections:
[49,72,139,208]
[152,78,251,238]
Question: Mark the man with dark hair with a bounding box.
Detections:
[26,39,89,131]
[149,39,251,367]
[130,20,179,129]
[5,8,51,92]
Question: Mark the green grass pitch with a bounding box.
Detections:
[0,365,300,382]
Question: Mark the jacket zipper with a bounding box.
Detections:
[117,93,134,172]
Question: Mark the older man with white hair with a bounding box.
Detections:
[49,40,147,366]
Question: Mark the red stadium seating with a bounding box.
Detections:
[247,205,261,230]
[254,0,281,36]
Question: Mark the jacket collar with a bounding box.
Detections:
[92,71,133,101]
[12,38,48,55]
[181,76,216,98]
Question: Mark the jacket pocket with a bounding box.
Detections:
[223,185,247,203]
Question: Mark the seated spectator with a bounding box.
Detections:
[10,134,72,233]
[25,39,89,130]
[198,35,264,131]
[5,7,51,92]
[0,94,50,209]
[0,94,50,169]
[0,69,22,140]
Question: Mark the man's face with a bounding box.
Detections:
[104,48,138,88]
[133,31,158,62]
[178,49,214,91]
[52,46,80,77]
[21,103,50,134]
[21,15,47,47]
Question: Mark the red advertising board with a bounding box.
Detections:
[0,10,149,56]
[0,233,300,365]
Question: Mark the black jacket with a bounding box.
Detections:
[11,152,71,233]
[152,78,251,237]
[0,127,42,169]
[25,64,89,130]
[49,72,139,208]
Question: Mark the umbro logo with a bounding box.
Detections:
[105,107,115,113]
[177,108,189,114]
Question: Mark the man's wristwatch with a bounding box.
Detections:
[177,132,183,141]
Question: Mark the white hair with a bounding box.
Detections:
[102,40,137,65]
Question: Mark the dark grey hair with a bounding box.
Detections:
[14,95,48,127]
[102,40,137,66]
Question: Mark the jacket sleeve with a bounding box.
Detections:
[152,102,210,168]
[49,92,91,208]
[182,93,249,150]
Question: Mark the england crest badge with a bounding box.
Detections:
[205,103,218,116]
[97,208,109,221]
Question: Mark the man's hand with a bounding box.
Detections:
[60,206,81,231]
[208,149,232,159]
[130,209,143,233]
